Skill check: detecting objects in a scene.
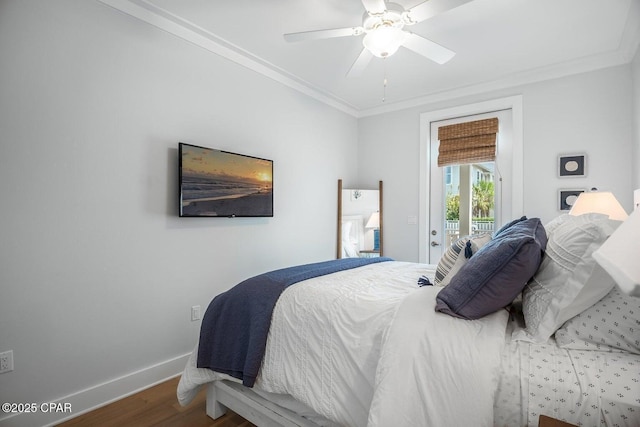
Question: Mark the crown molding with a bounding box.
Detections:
[97,0,360,117]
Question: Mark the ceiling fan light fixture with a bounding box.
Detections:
[285,0,465,75]
[363,25,407,58]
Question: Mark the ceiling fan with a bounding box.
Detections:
[284,0,473,77]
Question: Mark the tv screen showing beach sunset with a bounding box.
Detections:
[179,143,273,217]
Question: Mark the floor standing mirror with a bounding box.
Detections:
[337,179,383,259]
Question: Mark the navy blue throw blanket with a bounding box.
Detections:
[197,257,392,387]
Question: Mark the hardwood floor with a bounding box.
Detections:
[56,377,256,427]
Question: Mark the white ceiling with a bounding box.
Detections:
[104,0,639,116]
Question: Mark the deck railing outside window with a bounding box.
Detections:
[444,220,494,246]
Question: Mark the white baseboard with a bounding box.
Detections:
[0,352,191,427]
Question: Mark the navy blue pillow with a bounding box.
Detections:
[493,215,527,238]
[435,217,547,320]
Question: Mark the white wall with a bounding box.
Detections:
[359,65,634,262]
[632,47,640,190]
[0,1,357,425]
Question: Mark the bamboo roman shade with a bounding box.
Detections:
[437,117,499,167]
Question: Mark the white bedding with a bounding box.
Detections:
[367,285,509,426]
[178,261,510,426]
[495,336,640,427]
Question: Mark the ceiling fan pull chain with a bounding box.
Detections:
[383,77,387,102]
[382,58,388,102]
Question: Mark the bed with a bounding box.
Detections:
[177,214,640,426]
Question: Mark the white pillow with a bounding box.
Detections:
[543,212,609,237]
[555,285,640,354]
[542,213,572,236]
[592,208,640,296]
[433,233,492,287]
[513,214,621,343]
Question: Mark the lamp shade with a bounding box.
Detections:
[366,211,380,229]
[363,26,407,58]
[569,191,628,221]
[592,208,640,296]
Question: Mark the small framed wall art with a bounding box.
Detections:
[558,153,586,177]
[559,189,585,211]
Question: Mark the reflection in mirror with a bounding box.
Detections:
[337,180,383,259]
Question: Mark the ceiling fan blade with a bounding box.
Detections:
[347,48,374,78]
[284,27,361,42]
[402,33,455,64]
[406,0,473,23]
[361,0,387,14]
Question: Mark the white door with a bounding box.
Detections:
[428,110,513,264]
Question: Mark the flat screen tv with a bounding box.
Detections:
[179,143,273,217]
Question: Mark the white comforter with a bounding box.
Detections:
[178,261,509,426]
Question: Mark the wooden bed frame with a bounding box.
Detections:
[206,380,320,427]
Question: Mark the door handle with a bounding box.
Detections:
[431,241,440,247]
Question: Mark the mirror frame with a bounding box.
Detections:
[337,179,383,259]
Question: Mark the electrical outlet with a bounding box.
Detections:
[0,350,14,374]
[191,305,201,321]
